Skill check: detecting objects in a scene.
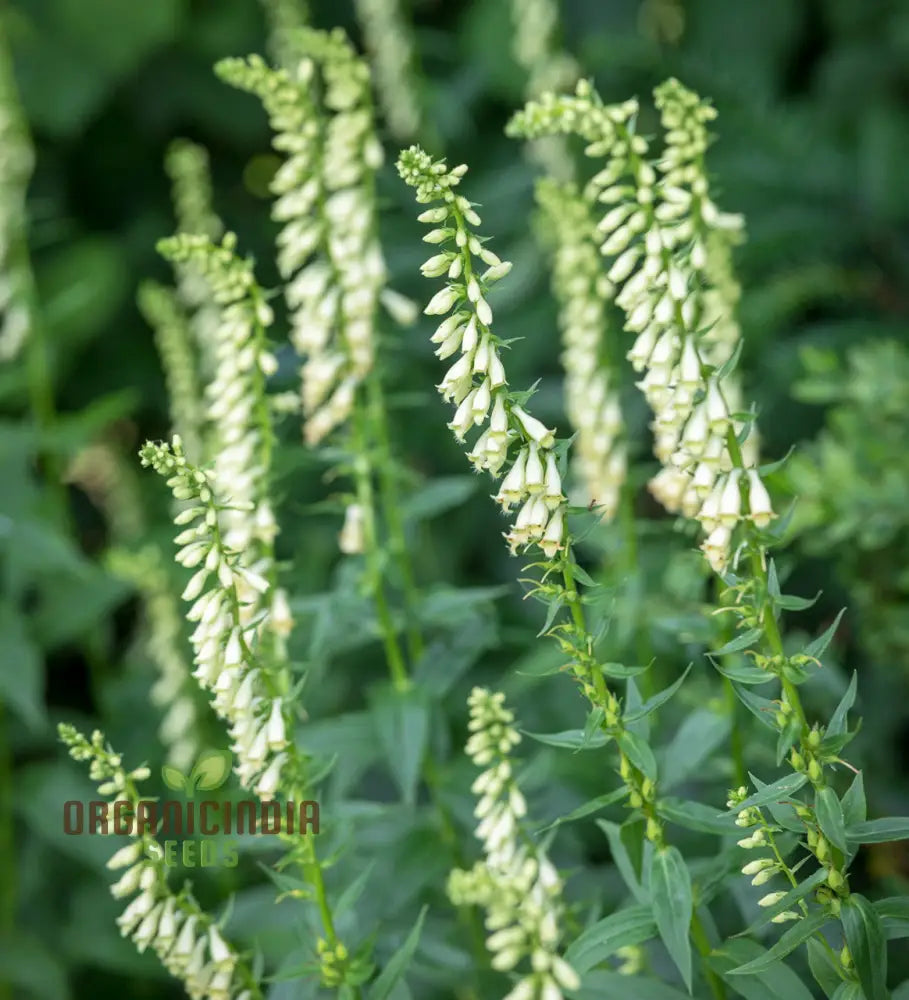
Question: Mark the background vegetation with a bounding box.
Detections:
[2,0,909,997]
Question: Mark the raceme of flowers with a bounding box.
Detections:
[0,26,35,362]
[353,0,422,141]
[217,32,385,448]
[139,436,292,798]
[397,145,568,559]
[535,177,626,519]
[507,78,774,573]
[156,233,282,604]
[447,688,579,1000]
[59,725,259,1000]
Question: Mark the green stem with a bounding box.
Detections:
[690,911,726,1000]
[351,399,409,691]
[366,370,424,665]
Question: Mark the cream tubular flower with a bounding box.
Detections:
[397,145,567,559]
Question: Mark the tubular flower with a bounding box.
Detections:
[58,725,259,1000]
[447,689,579,1000]
[217,32,385,448]
[536,178,626,519]
[140,436,292,795]
[156,233,282,624]
[508,79,774,573]
[397,145,567,557]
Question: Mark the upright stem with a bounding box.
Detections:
[366,370,424,664]
[351,399,409,690]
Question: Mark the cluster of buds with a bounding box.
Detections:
[140,437,292,797]
[448,689,580,1000]
[217,32,385,448]
[536,177,626,519]
[509,79,774,573]
[726,786,799,924]
[59,725,257,1000]
[398,146,568,558]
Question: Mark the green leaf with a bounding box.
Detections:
[875,897,909,941]
[804,609,846,661]
[400,476,477,522]
[621,818,647,884]
[522,728,609,750]
[600,661,652,679]
[574,970,691,999]
[828,672,858,737]
[370,685,430,805]
[846,818,909,844]
[727,910,832,975]
[623,664,692,723]
[596,820,647,904]
[369,906,427,1000]
[732,684,779,730]
[841,772,867,831]
[649,845,693,992]
[564,905,656,975]
[841,894,888,1000]
[0,604,45,731]
[830,985,863,1000]
[661,709,731,791]
[751,775,803,832]
[807,936,845,999]
[538,787,628,832]
[714,661,777,686]
[190,748,233,792]
[816,787,848,855]
[711,938,816,1000]
[728,772,808,813]
[774,591,822,612]
[161,764,189,793]
[711,627,764,656]
[616,730,657,782]
[656,797,740,836]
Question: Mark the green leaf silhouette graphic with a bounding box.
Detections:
[161,764,190,793]
[190,748,232,792]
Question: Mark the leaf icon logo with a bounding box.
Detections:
[161,748,233,797]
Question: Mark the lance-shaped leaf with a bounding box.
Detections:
[623,664,692,723]
[841,894,888,1000]
[815,786,848,855]
[727,909,832,975]
[564,904,657,975]
[649,845,693,992]
[846,817,909,844]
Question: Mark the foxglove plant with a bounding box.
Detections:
[507,75,902,995]
[59,725,259,1000]
[448,688,579,1000]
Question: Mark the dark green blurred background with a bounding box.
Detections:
[3,1,909,998]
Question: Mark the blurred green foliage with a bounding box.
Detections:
[2,0,909,998]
